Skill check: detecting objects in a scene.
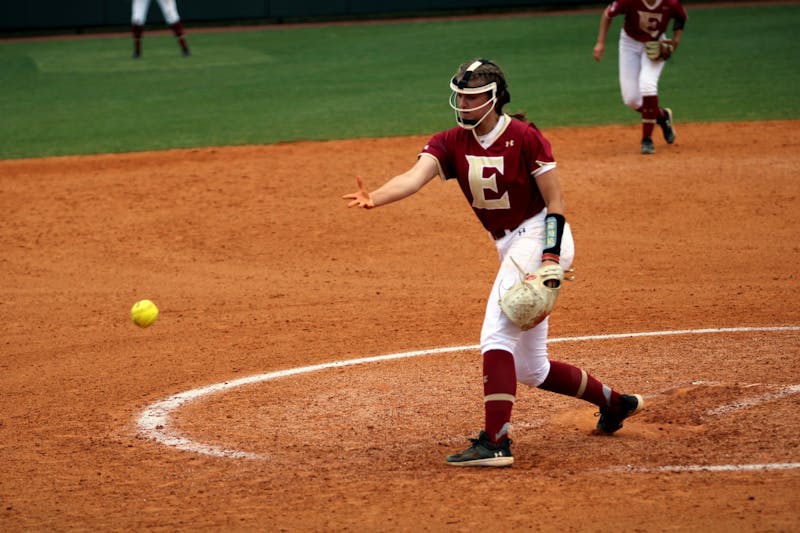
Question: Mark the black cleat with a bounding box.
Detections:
[641,137,655,155]
[596,394,644,434]
[658,107,676,144]
[445,431,513,467]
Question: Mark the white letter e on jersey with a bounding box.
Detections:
[466,155,510,210]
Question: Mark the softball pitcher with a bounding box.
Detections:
[593,0,688,154]
[343,59,643,467]
[131,0,190,58]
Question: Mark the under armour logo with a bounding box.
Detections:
[505,140,515,148]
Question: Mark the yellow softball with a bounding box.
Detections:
[131,299,159,328]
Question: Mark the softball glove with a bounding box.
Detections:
[646,40,674,61]
[499,261,566,330]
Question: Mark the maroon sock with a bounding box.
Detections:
[538,360,620,409]
[641,95,659,139]
[132,25,143,56]
[170,21,185,37]
[483,349,516,444]
[170,22,190,53]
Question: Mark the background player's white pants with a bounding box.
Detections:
[618,29,666,109]
[132,0,181,25]
[480,210,575,387]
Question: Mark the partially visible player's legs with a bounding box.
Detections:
[639,54,667,153]
[638,94,675,149]
[483,348,516,443]
[130,0,150,58]
[618,31,643,111]
[515,224,642,434]
[158,0,191,56]
[538,361,619,412]
[539,363,644,434]
[444,347,515,467]
[515,321,644,435]
[639,94,657,154]
[514,318,549,386]
[446,215,548,466]
[478,217,556,445]
[445,279,519,464]
[131,25,144,58]
[618,30,655,153]
[657,107,676,144]
[514,308,639,431]
[511,221,573,386]
[170,22,191,56]
[473,244,530,453]
[644,41,676,145]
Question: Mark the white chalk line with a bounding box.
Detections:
[706,384,800,416]
[608,462,800,473]
[596,380,800,474]
[645,380,800,418]
[136,325,800,467]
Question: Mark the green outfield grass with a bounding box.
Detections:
[0,3,797,159]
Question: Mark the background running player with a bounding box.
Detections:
[131,0,191,58]
[593,0,688,154]
[343,58,643,467]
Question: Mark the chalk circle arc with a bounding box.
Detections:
[136,326,800,465]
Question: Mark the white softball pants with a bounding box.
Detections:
[480,209,575,387]
[132,0,181,26]
[618,29,666,109]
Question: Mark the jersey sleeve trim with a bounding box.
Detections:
[419,152,447,181]
[532,162,556,178]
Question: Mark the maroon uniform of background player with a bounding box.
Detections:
[594,0,688,154]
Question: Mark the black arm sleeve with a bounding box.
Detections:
[542,213,565,257]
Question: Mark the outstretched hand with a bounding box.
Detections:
[342,176,375,209]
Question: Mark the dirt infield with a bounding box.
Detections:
[1,120,799,531]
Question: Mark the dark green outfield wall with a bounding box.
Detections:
[1,0,600,32]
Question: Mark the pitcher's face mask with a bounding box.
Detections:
[449,60,498,130]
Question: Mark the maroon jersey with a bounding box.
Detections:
[420,117,555,235]
[608,0,688,42]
